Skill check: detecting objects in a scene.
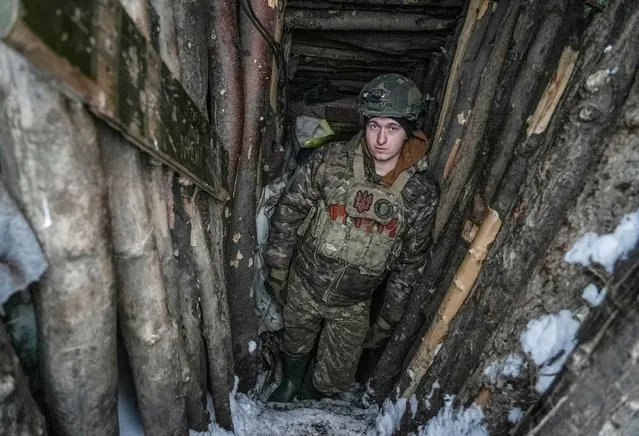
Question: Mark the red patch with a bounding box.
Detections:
[353,190,373,213]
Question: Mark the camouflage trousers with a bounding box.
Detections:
[282,267,370,395]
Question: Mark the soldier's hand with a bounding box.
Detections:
[265,268,289,306]
[363,317,393,349]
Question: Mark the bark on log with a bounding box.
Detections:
[285,8,456,32]
[465,45,639,434]
[408,1,639,430]
[170,179,209,431]
[291,43,421,64]
[208,0,244,187]
[226,0,276,392]
[365,175,476,403]
[520,251,639,435]
[482,1,577,204]
[149,0,181,78]
[399,208,502,398]
[0,44,118,435]
[187,195,235,431]
[171,2,216,428]
[99,125,187,436]
[294,31,447,56]
[433,0,519,235]
[141,162,198,424]
[0,320,47,435]
[173,0,209,113]
[429,0,492,167]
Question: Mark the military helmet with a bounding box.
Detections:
[357,73,423,121]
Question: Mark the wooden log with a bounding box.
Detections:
[208,0,244,187]
[173,0,209,113]
[141,162,193,398]
[2,0,227,200]
[433,0,519,238]
[170,179,210,431]
[226,0,276,392]
[0,44,118,435]
[291,43,423,64]
[399,208,502,398]
[288,0,465,9]
[285,8,456,31]
[482,2,577,203]
[187,195,235,431]
[170,1,216,428]
[520,251,639,435]
[421,52,444,137]
[0,321,46,436]
[365,174,476,403]
[409,0,639,428]
[149,0,181,78]
[429,0,491,167]
[99,124,187,436]
[293,31,446,56]
[469,44,639,434]
[262,2,287,186]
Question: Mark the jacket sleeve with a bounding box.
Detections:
[265,148,327,271]
[380,178,439,326]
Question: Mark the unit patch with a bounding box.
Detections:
[353,189,373,213]
[374,199,394,220]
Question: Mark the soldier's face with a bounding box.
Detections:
[365,117,407,164]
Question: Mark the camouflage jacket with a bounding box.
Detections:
[265,133,439,326]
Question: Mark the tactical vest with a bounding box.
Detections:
[307,142,412,276]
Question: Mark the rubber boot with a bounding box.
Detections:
[269,352,310,402]
[296,359,329,401]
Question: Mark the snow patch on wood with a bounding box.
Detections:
[519,310,580,393]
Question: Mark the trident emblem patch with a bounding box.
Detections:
[353,190,373,213]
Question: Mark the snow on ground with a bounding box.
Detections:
[374,397,407,435]
[564,208,639,272]
[416,395,488,436]
[120,376,490,436]
[519,310,580,393]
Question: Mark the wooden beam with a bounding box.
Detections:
[2,0,228,201]
[285,8,456,31]
[294,31,446,56]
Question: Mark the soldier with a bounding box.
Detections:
[265,73,439,401]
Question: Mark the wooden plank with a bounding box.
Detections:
[2,0,228,201]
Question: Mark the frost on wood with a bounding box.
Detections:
[519,310,580,393]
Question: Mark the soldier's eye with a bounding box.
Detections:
[367,122,379,130]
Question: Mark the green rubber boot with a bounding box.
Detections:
[269,352,310,402]
[296,359,329,401]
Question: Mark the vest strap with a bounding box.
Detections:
[389,169,412,196]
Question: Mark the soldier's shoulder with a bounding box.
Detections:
[403,169,439,205]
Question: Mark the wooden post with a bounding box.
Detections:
[285,8,456,31]
[429,0,490,166]
[0,44,118,435]
[100,124,187,436]
[187,195,235,431]
[400,208,502,398]
[208,0,244,188]
[225,0,277,392]
[408,0,639,429]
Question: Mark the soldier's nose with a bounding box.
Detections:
[377,129,387,145]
